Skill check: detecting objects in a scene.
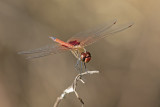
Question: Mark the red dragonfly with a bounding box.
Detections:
[18,20,133,71]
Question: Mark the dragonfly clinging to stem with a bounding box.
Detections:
[18,20,133,73]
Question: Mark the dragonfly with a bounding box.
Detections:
[18,20,133,72]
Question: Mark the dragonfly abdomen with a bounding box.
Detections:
[50,37,74,48]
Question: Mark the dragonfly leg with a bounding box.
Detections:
[83,62,87,72]
[75,59,81,74]
[81,60,84,73]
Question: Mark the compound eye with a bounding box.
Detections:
[80,52,86,61]
[85,52,91,63]
[85,57,91,63]
[86,52,91,57]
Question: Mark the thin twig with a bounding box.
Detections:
[53,71,99,107]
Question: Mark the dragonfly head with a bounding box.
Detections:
[80,51,91,63]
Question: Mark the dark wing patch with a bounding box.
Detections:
[68,40,80,46]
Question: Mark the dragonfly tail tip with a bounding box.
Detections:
[49,37,56,40]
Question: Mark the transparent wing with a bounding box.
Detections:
[81,22,134,47]
[25,51,55,59]
[67,19,117,44]
[18,43,69,59]
[67,20,133,47]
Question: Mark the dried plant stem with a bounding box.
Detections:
[53,71,99,107]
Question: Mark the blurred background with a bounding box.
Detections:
[0,0,160,107]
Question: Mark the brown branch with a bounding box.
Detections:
[53,71,99,107]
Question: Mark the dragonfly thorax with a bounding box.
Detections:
[71,46,91,63]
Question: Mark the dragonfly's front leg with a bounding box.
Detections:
[80,60,83,73]
[83,62,87,72]
[75,59,81,73]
